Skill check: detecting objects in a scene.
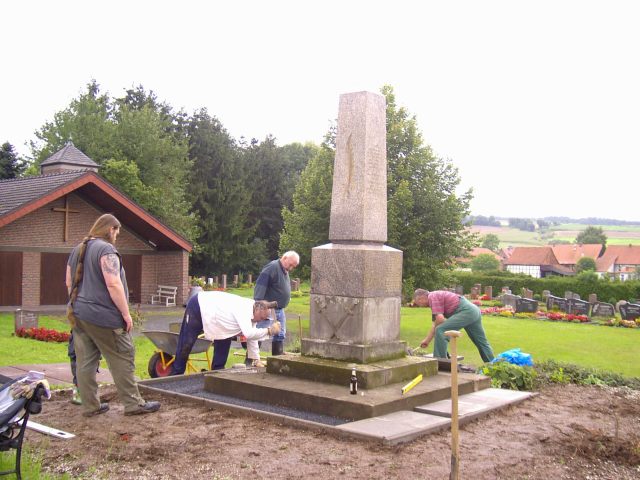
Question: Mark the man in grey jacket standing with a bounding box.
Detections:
[253,251,299,355]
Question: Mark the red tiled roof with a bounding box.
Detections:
[503,246,559,266]
[596,245,640,272]
[551,244,602,265]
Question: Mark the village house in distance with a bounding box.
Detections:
[461,243,640,281]
[0,143,192,307]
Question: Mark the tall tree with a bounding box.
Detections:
[481,233,501,252]
[280,86,475,293]
[280,144,335,278]
[244,137,317,259]
[0,142,25,179]
[576,226,607,246]
[29,81,197,242]
[31,81,116,163]
[471,253,501,273]
[187,109,264,275]
[575,256,596,273]
[382,85,475,293]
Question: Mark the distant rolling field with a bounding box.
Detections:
[470,224,640,247]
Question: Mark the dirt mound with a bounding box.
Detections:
[22,383,640,479]
[560,423,640,466]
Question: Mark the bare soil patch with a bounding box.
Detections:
[25,384,640,479]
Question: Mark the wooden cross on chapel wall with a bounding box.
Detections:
[51,195,79,242]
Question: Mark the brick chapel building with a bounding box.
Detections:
[0,143,192,307]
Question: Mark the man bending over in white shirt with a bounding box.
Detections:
[172,291,279,374]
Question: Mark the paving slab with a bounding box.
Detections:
[336,410,451,445]
[414,387,535,424]
[0,363,113,387]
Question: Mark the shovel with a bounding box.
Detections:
[444,330,462,480]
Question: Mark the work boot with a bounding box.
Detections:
[271,340,284,356]
[82,403,109,417]
[71,386,82,405]
[124,401,161,416]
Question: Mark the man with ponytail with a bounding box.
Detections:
[66,214,160,417]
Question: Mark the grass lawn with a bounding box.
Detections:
[2,290,639,381]
[402,308,640,377]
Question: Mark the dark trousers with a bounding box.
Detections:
[68,332,77,386]
[173,295,234,374]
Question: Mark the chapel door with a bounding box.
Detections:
[40,253,70,305]
[121,254,142,304]
[0,251,23,306]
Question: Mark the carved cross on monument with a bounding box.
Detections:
[51,195,79,242]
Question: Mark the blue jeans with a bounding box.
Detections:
[256,308,286,341]
[173,295,234,374]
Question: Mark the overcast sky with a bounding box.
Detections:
[3,1,639,222]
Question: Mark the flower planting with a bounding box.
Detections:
[606,318,639,329]
[480,306,590,323]
[16,327,70,343]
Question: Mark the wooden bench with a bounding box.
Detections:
[151,285,177,307]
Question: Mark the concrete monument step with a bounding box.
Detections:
[203,368,490,421]
[336,387,536,445]
[414,387,536,423]
[267,352,438,389]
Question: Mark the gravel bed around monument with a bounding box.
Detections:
[147,374,347,426]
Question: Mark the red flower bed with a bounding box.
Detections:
[16,327,70,343]
[538,312,590,323]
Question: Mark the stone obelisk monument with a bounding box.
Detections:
[301,91,406,363]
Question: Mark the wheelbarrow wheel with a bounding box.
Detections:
[148,352,173,378]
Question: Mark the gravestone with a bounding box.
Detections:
[522,288,533,299]
[471,285,480,299]
[14,309,38,332]
[213,275,219,287]
[222,274,227,290]
[303,91,405,363]
[572,293,581,300]
[564,291,573,300]
[455,285,464,295]
[501,293,518,309]
[515,297,538,313]
[542,290,550,299]
[547,295,569,313]
[616,300,627,313]
[233,275,239,287]
[568,298,590,316]
[619,303,640,320]
[290,279,299,291]
[502,286,511,295]
[591,302,615,317]
[588,293,598,304]
[484,286,493,300]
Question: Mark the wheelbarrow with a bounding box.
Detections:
[143,330,212,378]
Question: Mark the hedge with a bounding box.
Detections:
[451,271,640,304]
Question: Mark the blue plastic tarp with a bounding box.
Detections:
[491,348,533,366]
